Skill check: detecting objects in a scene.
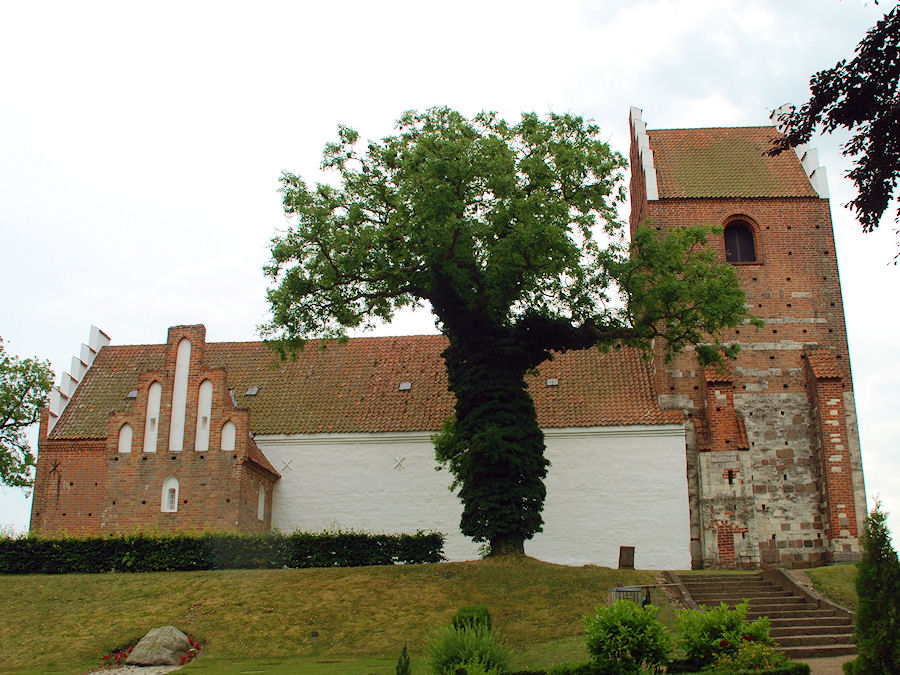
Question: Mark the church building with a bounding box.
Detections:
[29,109,866,570]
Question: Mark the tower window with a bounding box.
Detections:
[724,222,756,262]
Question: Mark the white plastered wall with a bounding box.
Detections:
[255,423,689,569]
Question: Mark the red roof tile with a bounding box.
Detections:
[806,349,843,380]
[649,127,818,199]
[50,335,681,440]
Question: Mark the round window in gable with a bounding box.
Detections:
[724,221,757,263]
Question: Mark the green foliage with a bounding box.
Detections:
[583,599,670,674]
[396,643,411,675]
[452,605,492,632]
[0,337,53,489]
[265,107,753,551]
[708,640,789,672]
[770,5,899,234]
[844,502,900,674]
[443,655,502,675]
[0,530,445,574]
[427,624,510,675]
[677,601,771,669]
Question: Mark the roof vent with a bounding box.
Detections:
[546,378,559,387]
[245,386,260,396]
[398,381,412,391]
[126,390,138,399]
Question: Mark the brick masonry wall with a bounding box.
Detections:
[32,325,277,536]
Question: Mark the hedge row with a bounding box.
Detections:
[0,530,445,574]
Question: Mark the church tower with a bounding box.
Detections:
[628,108,866,568]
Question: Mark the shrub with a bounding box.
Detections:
[428,625,510,675]
[677,601,771,669]
[396,643,411,675]
[443,655,501,674]
[584,599,670,674]
[452,605,492,632]
[709,640,788,671]
[844,502,900,674]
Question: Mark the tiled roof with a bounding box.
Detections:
[806,349,843,380]
[649,127,818,199]
[50,336,681,440]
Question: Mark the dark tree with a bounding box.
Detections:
[0,338,53,489]
[263,108,750,554]
[846,502,900,674]
[770,4,900,234]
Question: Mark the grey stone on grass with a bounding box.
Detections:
[126,626,190,666]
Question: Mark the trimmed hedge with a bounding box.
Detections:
[0,530,445,574]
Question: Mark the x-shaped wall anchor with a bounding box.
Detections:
[281,458,295,472]
[394,456,406,470]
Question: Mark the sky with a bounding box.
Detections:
[1,0,898,538]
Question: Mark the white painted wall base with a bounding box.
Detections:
[256,423,690,569]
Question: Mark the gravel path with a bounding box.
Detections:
[86,666,181,674]
[804,655,855,675]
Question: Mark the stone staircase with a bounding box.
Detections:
[672,571,856,660]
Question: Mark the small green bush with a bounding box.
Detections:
[428,625,510,675]
[443,655,501,674]
[709,640,788,671]
[677,601,771,669]
[452,605,492,632]
[396,643,411,675]
[584,599,670,674]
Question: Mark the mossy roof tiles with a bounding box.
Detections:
[50,336,681,440]
[648,126,818,199]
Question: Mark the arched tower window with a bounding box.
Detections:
[724,221,756,262]
[143,381,162,453]
[195,379,213,451]
[161,476,179,513]
[117,423,133,453]
[220,420,236,451]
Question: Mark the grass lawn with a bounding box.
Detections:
[805,562,858,611]
[0,556,661,674]
[0,558,857,674]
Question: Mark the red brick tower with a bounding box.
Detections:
[628,108,866,568]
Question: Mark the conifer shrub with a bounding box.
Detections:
[584,599,670,674]
[427,624,510,675]
[396,643,411,675]
[677,600,771,670]
[844,502,900,674]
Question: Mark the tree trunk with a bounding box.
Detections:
[489,535,526,556]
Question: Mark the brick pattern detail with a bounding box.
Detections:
[715,520,748,564]
[696,368,749,451]
[805,351,860,557]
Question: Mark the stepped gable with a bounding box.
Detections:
[48,335,681,440]
[648,126,819,199]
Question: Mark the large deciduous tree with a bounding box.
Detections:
[770,3,899,235]
[0,338,53,489]
[263,108,749,554]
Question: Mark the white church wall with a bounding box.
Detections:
[531,425,690,569]
[255,423,689,569]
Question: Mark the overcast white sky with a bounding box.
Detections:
[1,0,897,540]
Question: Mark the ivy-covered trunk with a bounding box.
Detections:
[437,324,549,555]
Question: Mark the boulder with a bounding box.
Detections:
[125,625,191,666]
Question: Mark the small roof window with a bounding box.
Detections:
[398,381,412,391]
[245,386,260,396]
[126,390,138,399]
[546,378,559,387]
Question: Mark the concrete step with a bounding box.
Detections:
[689,593,806,605]
[775,634,856,647]
[748,608,839,620]
[769,616,853,629]
[779,644,857,660]
[771,624,854,637]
